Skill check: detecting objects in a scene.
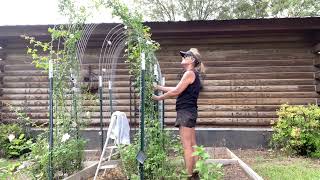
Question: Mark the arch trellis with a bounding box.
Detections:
[44,1,168,179]
[75,23,165,152]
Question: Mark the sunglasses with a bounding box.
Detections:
[183,54,194,59]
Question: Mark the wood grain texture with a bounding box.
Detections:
[1,19,319,127]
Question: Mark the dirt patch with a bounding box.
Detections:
[206,147,231,159]
[88,167,126,180]
[88,148,270,180]
[90,164,250,180]
[224,164,250,180]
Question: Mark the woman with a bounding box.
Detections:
[153,48,205,179]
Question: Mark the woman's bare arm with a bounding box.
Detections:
[156,85,175,92]
[153,71,195,101]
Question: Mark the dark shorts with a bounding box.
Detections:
[175,109,198,128]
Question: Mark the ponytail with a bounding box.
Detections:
[198,62,206,91]
[197,62,206,77]
[189,48,206,90]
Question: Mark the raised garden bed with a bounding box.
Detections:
[65,147,263,180]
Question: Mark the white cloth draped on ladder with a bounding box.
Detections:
[109,111,130,145]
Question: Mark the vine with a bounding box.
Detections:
[20,0,183,178]
[95,0,183,179]
[20,0,95,178]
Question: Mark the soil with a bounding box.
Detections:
[206,147,231,159]
[89,148,265,180]
[89,167,126,180]
[223,164,250,180]
[91,163,250,180]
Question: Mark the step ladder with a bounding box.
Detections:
[93,111,130,180]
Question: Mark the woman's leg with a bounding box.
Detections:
[179,126,196,176]
[191,127,198,165]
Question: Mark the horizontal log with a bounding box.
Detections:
[157,35,308,45]
[1,87,133,93]
[166,79,316,86]
[157,53,314,62]
[1,84,316,93]
[5,55,314,68]
[0,111,277,119]
[0,99,129,106]
[1,59,313,74]
[166,59,313,67]
[3,70,315,80]
[1,116,275,126]
[164,98,318,105]
[1,98,317,106]
[156,41,311,51]
[164,72,315,80]
[202,85,315,92]
[158,43,311,52]
[84,117,276,126]
[2,74,316,87]
[2,77,133,86]
[163,66,315,74]
[198,92,319,98]
[1,104,281,113]
[1,92,318,100]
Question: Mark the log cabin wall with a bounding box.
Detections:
[0,18,319,128]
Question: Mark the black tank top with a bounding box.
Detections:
[176,70,201,111]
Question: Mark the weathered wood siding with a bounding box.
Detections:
[0,18,320,127]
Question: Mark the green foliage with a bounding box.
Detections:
[0,124,32,159]
[119,125,183,179]
[271,104,320,158]
[270,0,320,17]
[218,0,270,19]
[24,135,86,179]
[0,159,22,179]
[19,0,94,178]
[4,134,33,159]
[192,146,223,180]
[135,0,319,21]
[95,0,183,178]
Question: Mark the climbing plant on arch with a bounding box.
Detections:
[21,0,181,179]
[93,0,183,179]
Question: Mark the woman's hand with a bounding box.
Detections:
[153,82,159,90]
[152,95,161,101]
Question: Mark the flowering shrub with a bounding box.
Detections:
[0,124,32,158]
[24,133,86,179]
[271,104,320,158]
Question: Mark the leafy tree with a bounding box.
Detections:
[134,0,319,21]
[270,0,320,17]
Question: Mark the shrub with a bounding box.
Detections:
[0,124,32,158]
[271,104,320,158]
[25,134,86,179]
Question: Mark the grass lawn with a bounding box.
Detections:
[234,149,320,180]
